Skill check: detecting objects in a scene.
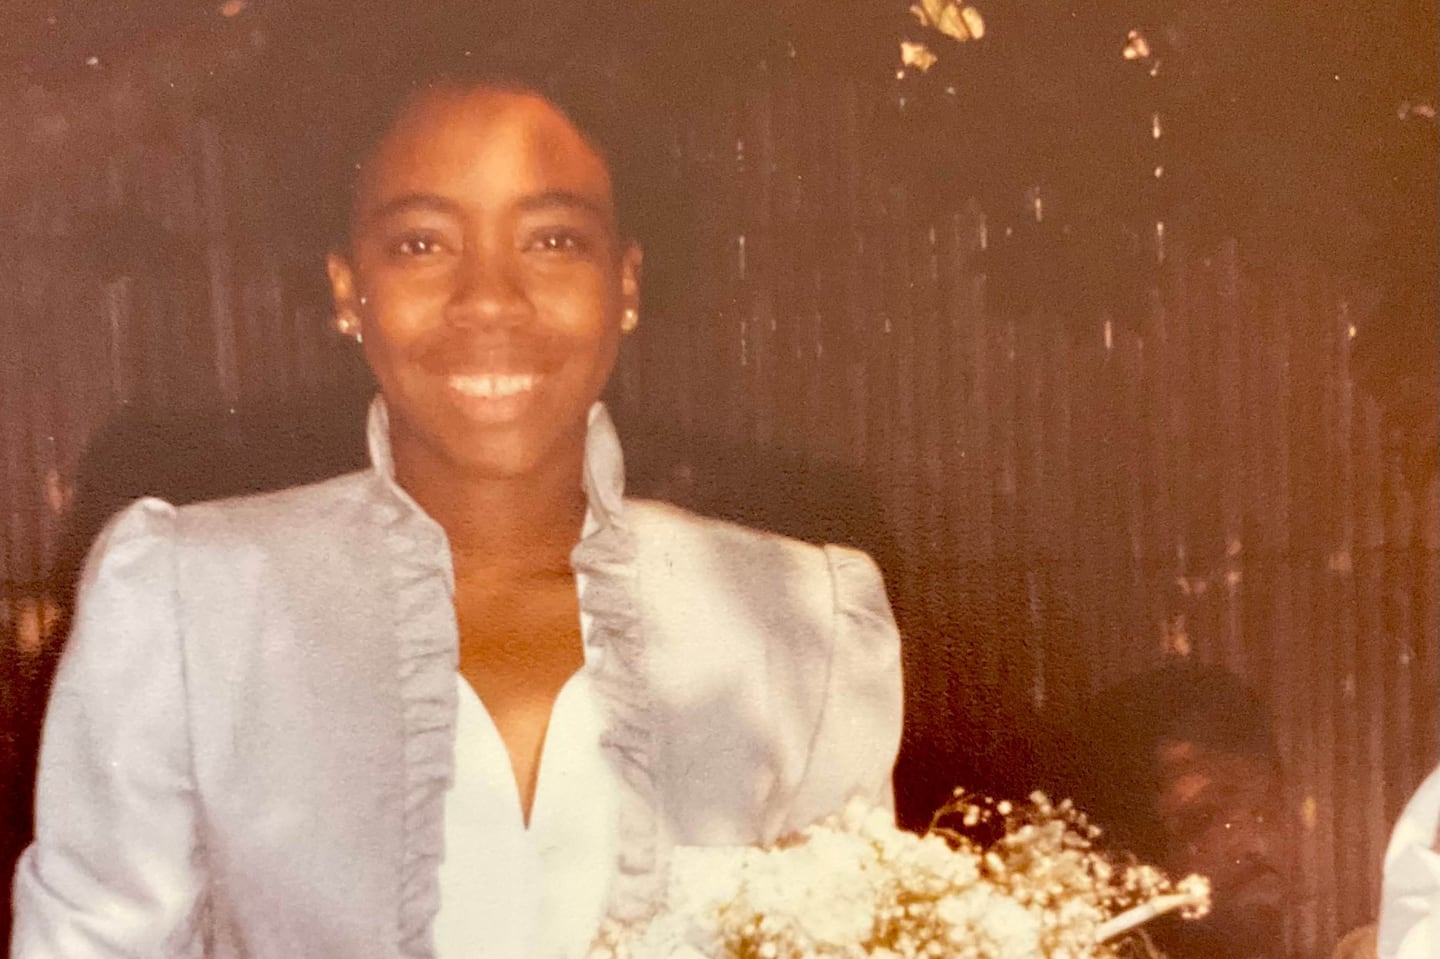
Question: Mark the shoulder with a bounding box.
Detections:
[623,498,893,655]
[625,499,831,618]
[77,472,381,602]
[625,498,878,573]
[625,497,887,599]
[169,471,375,545]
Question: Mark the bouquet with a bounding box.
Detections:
[590,791,1209,959]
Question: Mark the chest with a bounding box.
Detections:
[454,573,583,690]
[453,574,585,819]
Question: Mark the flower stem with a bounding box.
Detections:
[1096,891,1209,943]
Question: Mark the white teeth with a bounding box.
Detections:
[448,373,537,399]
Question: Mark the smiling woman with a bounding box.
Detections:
[331,86,641,484]
[8,45,903,959]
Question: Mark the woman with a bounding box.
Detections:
[10,53,902,959]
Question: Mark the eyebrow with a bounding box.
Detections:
[362,193,463,225]
[515,190,613,220]
[361,190,613,226]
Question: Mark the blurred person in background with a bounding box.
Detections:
[1068,663,1288,959]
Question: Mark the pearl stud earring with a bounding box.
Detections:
[334,311,362,343]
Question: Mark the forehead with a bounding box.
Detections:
[354,87,616,218]
[1155,740,1280,810]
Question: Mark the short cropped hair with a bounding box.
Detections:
[1071,662,1279,859]
[267,5,660,254]
[334,54,650,247]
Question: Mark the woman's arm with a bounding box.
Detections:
[11,499,206,958]
[782,545,904,831]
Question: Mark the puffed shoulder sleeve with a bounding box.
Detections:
[11,498,206,958]
[783,545,903,831]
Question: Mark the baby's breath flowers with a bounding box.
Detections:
[589,792,1209,959]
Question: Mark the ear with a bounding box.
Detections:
[327,252,360,315]
[620,242,643,315]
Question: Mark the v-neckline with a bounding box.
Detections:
[455,671,585,833]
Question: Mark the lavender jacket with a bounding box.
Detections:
[10,401,903,958]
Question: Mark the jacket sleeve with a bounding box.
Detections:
[782,545,904,831]
[11,498,206,958]
[1377,766,1440,959]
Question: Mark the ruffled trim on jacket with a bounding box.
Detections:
[364,398,661,953]
[365,400,460,959]
[570,403,663,922]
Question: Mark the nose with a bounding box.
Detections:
[1233,820,1272,858]
[1224,805,1282,865]
[445,242,531,329]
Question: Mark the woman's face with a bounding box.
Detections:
[328,86,641,480]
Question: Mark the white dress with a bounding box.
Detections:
[433,671,621,959]
[433,513,622,959]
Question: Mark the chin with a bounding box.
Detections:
[386,386,592,482]
[1163,913,1283,959]
[1214,905,1285,944]
[445,440,551,479]
[445,424,583,480]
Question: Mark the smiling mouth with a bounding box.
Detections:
[446,373,539,399]
[1224,865,1285,907]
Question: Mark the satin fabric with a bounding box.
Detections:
[12,400,903,958]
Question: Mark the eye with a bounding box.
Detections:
[526,230,591,256]
[390,233,448,258]
[1189,808,1225,837]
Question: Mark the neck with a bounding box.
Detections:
[392,440,588,578]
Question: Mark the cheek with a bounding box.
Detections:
[363,277,454,349]
[1162,840,1201,875]
[524,264,622,331]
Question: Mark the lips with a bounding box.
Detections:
[447,373,539,399]
[437,368,547,426]
[1222,863,1285,910]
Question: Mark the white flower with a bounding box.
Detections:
[900,40,939,73]
[590,794,1211,959]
